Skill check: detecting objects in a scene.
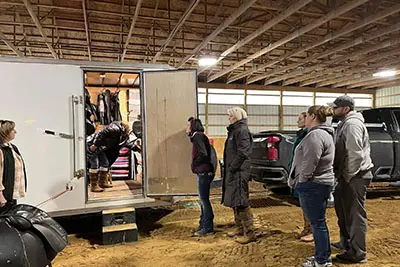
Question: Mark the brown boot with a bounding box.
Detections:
[107,170,113,187]
[235,207,256,244]
[235,231,256,244]
[90,172,103,192]
[99,170,112,188]
[227,209,244,237]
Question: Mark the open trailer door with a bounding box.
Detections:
[142,69,198,196]
[0,59,86,213]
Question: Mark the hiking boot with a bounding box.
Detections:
[89,172,103,192]
[300,233,314,242]
[235,231,256,244]
[227,227,244,238]
[99,170,112,188]
[336,252,367,264]
[296,228,312,239]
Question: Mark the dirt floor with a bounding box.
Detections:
[53,182,400,267]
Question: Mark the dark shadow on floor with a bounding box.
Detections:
[135,207,174,237]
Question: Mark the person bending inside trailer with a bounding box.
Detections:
[87,121,130,192]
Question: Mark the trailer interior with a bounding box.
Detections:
[84,71,143,202]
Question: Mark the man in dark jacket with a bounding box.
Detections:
[223,107,255,244]
[330,95,373,264]
[187,117,215,236]
[87,121,130,192]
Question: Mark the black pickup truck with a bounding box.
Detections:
[249,108,400,187]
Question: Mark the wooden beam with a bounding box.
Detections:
[82,0,91,60]
[0,30,23,56]
[16,12,32,56]
[266,36,400,86]
[299,50,400,86]
[198,82,375,94]
[152,0,201,63]
[22,0,57,59]
[362,77,400,89]
[198,0,312,74]
[176,0,257,68]
[245,6,400,84]
[206,0,369,83]
[121,0,143,62]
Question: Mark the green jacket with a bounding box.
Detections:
[288,128,309,170]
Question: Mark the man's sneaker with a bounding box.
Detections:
[330,241,344,251]
[302,258,332,267]
[336,252,367,264]
[192,229,214,237]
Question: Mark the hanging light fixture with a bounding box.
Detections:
[373,69,397,78]
[198,56,217,67]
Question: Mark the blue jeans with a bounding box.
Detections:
[197,173,215,232]
[88,150,109,170]
[296,181,333,264]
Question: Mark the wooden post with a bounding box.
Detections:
[279,90,284,130]
[205,87,209,134]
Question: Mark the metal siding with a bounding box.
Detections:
[247,105,279,114]
[208,115,228,125]
[208,126,227,136]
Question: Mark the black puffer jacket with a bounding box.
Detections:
[87,121,128,165]
[221,119,252,208]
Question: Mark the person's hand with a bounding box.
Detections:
[0,191,7,207]
[90,145,97,152]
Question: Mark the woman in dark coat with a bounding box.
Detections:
[222,107,255,244]
[0,120,27,214]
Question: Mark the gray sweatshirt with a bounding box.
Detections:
[334,111,374,182]
[288,124,335,188]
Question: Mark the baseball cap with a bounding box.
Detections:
[328,95,355,109]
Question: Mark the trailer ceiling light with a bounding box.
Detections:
[198,57,217,67]
[373,69,397,78]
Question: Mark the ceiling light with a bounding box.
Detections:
[373,69,397,78]
[198,57,217,67]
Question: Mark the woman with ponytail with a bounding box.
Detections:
[288,106,335,267]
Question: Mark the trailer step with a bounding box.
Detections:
[101,207,138,245]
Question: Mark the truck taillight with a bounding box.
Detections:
[267,136,280,161]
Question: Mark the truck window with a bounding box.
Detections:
[361,109,382,123]
[392,110,400,128]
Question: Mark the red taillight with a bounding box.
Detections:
[267,136,280,161]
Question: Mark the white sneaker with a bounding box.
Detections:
[302,258,332,267]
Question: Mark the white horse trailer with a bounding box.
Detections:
[0,57,199,217]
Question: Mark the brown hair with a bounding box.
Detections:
[0,120,16,143]
[307,105,333,123]
[300,112,307,117]
[121,121,130,136]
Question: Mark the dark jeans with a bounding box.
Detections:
[296,181,333,265]
[88,150,109,170]
[197,172,215,232]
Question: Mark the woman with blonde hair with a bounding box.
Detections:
[0,120,27,214]
[222,107,255,244]
[288,106,335,267]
